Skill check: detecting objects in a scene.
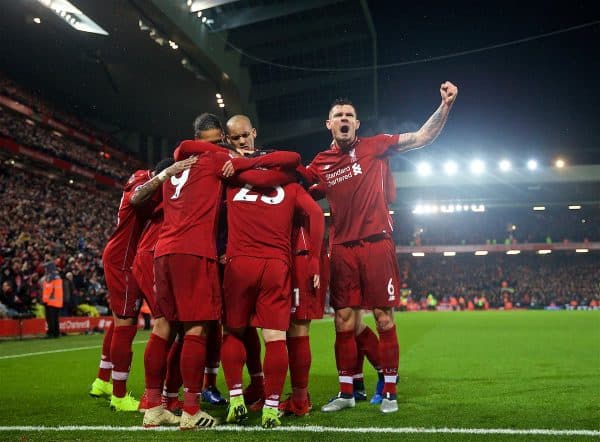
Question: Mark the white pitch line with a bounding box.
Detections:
[0,425,598,436]
[0,340,148,360]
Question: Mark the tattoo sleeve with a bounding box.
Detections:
[395,102,451,153]
[130,177,161,207]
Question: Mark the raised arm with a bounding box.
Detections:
[130,157,197,207]
[393,81,458,154]
[234,169,296,188]
[223,151,301,177]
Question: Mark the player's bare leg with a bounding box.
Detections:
[321,307,358,412]
[261,328,288,428]
[178,321,218,429]
[109,314,140,411]
[373,307,399,413]
[142,317,180,426]
[280,319,312,416]
[162,330,183,413]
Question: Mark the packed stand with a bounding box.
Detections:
[0,108,131,180]
[0,162,118,319]
[393,208,600,246]
[399,254,600,310]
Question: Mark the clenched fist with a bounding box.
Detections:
[440,81,458,106]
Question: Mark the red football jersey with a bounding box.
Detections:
[155,151,231,260]
[307,134,399,244]
[226,182,324,270]
[137,203,163,253]
[102,170,156,270]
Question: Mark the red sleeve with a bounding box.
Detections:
[174,140,229,160]
[366,134,401,156]
[308,182,326,201]
[230,151,300,172]
[234,169,296,187]
[295,186,325,277]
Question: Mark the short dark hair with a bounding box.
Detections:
[154,158,174,174]
[329,97,355,115]
[193,113,223,138]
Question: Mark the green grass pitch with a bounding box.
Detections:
[0,310,598,441]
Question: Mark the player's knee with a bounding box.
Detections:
[262,328,285,342]
[373,308,394,331]
[152,317,170,340]
[334,308,355,332]
[288,319,310,337]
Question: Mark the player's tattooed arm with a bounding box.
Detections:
[394,81,458,153]
[130,156,197,207]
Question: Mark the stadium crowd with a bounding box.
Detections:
[0,162,116,319]
[400,254,600,309]
[394,208,599,246]
[0,73,140,181]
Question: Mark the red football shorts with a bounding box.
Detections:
[290,254,325,321]
[132,250,159,317]
[223,256,291,331]
[154,254,222,322]
[330,237,401,310]
[104,262,142,318]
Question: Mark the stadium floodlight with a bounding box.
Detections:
[443,251,456,256]
[416,162,432,176]
[190,0,239,13]
[217,98,224,104]
[388,210,394,215]
[499,159,511,172]
[472,204,485,212]
[469,159,485,175]
[323,212,330,217]
[533,206,546,211]
[555,158,566,168]
[202,16,208,23]
[568,205,581,210]
[36,0,109,35]
[526,159,538,171]
[412,252,425,257]
[443,160,458,175]
[506,250,521,255]
[187,0,193,6]
[33,17,42,24]
[216,93,222,99]
[575,248,589,253]
[537,249,552,255]
[68,179,74,184]
[197,11,203,17]
[474,251,488,256]
[219,103,225,108]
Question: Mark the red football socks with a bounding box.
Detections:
[335,330,356,396]
[287,335,310,402]
[221,333,246,397]
[204,323,222,389]
[180,334,207,416]
[163,338,182,396]
[243,327,263,377]
[143,333,168,407]
[110,324,137,398]
[263,339,288,410]
[378,325,399,395]
[356,325,381,370]
[97,321,114,381]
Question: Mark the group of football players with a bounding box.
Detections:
[87,81,458,430]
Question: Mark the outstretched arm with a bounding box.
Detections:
[130,157,197,207]
[392,81,458,154]
[222,151,301,177]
